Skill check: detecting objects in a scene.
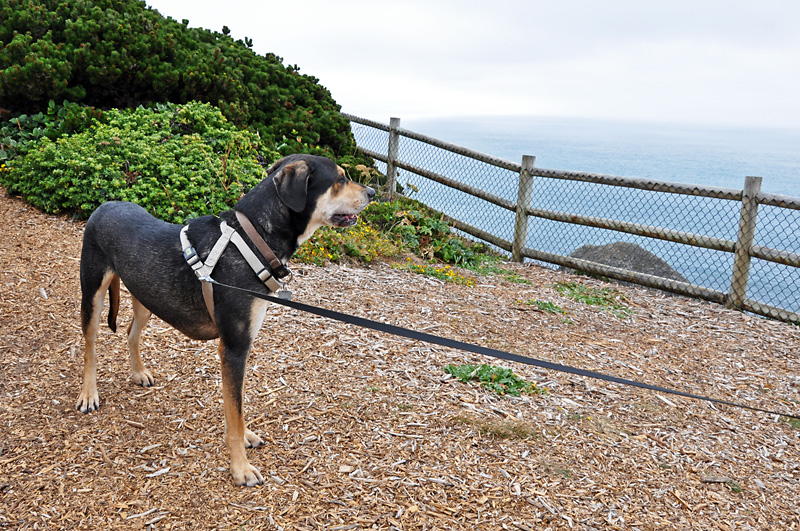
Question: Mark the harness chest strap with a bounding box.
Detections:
[180,221,284,322]
[235,211,290,279]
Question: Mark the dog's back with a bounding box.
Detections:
[80,202,217,340]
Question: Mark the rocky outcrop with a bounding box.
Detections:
[565,241,688,283]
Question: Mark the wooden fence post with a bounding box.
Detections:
[728,175,762,310]
[385,117,401,199]
[512,155,536,262]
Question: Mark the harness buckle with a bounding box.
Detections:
[183,246,200,267]
[256,268,272,283]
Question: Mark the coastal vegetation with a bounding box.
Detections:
[0,0,355,156]
[0,0,510,284]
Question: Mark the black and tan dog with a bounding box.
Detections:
[76,154,375,486]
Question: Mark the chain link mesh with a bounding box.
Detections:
[346,115,800,324]
[394,139,519,243]
[748,202,800,321]
[348,119,390,172]
[527,177,740,292]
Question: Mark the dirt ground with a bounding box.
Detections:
[1,189,799,530]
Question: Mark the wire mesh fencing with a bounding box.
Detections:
[344,114,800,325]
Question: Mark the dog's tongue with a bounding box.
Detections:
[333,214,358,226]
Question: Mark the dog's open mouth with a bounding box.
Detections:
[331,213,358,227]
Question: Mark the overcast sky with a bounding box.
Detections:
[145,0,800,129]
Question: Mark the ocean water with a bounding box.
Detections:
[371,115,800,314]
[401,116,800,197]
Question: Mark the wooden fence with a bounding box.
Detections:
[343,114,800,325]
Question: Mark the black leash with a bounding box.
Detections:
[204,278,800,421]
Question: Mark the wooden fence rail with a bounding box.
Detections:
[343,114,800,325]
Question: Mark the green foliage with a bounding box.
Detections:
[392,261,475,286]
[294,223,399,266]
[782,415,800,429]
[524,299,567,314]
[295,197,485,269]
[725,480,744,494]
[339,159,393,193]
[360,197,479,265]
[0,0,359,158]
[0,99,103,160]
[1,101,277,222]
[554,281,633,319]
[444,363,545,397]
[466,254,531,284]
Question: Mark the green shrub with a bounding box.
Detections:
[0,100,104,161]
[295,222,400,266]
[0,0,359,158]
[1,101,277,222]
[294,197,485,268]
[360,197,479,265]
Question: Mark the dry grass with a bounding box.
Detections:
[1,189,799,530]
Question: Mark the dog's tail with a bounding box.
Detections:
[107,275,120,333]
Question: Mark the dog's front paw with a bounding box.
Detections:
[232,462,264,487]
[76,391,100,413]
[244,429,264,448]
[132,369,155,387]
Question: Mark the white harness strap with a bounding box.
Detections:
[228,231,283,293]
[181,221,236,279]
[180,221,284,322]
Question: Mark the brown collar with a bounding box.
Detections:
[234,211,291,279]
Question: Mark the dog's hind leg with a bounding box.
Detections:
[219,340,264,487]
[127,295,155,387]
[77,270,116,413]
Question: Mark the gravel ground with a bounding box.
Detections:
[1,190,799,530]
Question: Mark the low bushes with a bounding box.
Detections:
[1,101,277,222]
[295,196,489,269]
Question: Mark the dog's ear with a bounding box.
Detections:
[272,160,311,212]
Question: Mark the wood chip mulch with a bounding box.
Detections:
[1,189,799,530]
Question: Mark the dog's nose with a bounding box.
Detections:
[366,187,376,200]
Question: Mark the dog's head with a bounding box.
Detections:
[267,154,376,243]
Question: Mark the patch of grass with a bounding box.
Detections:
[781,415,800,429]
[466,255,531,284]
[565,411,592,422]
[554,281,633,319]
[295,198,540,290]
[540,460,575,479]
[451,414,537,440]
[523,299,567,315]
[444,363,546,397]
[725,480,744,493]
